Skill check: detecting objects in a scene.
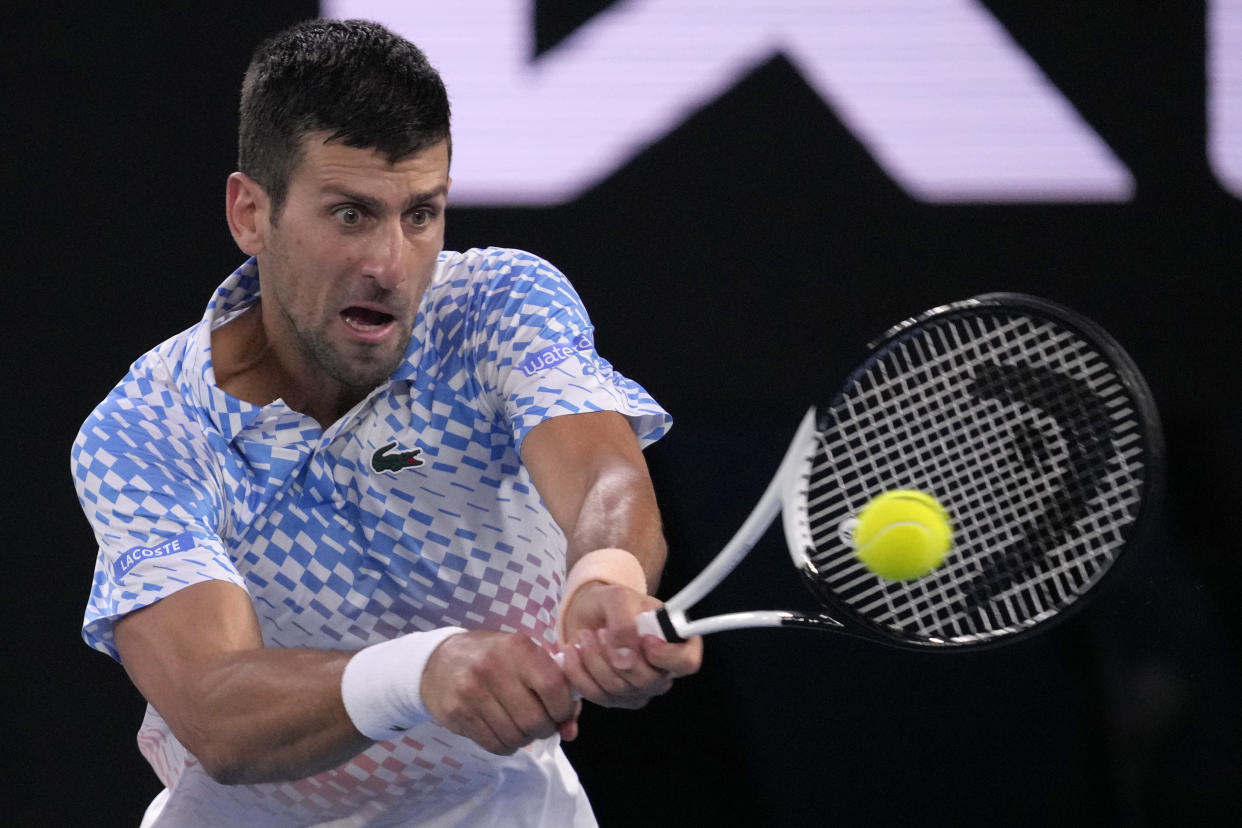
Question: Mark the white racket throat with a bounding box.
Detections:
[641,408,826,642]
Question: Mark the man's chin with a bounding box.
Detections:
[337,351,407,390]
[297,327,412,393]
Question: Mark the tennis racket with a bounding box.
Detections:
[638,293,1163,649]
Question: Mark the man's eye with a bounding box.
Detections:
[334,206,363,226]
[409,208,435,227]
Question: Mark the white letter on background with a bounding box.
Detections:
[324,0,1133,205]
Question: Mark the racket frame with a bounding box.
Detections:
[638,293,1163,650]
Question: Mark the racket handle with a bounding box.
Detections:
[552,609,677,674]
[637,607,684,642]
[554,611,672,652]
[552,610,675,699]
[551,608,667,667]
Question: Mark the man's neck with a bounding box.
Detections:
[211,303,362,429]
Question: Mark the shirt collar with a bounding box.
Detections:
[180,257,429,441]
[180,258,269,442]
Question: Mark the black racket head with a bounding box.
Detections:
[785,293,1163,649]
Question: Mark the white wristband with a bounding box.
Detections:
[340,626,466,741]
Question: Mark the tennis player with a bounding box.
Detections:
[70,18,701,827]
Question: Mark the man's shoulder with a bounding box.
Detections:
[435,247,564,287]
[430,247,579,317]
[76,326,209,449]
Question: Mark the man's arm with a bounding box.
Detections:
[520,410,703,706]
[114,580,580,785]
[114,580,366,784]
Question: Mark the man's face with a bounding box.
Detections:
[256,134,450,396]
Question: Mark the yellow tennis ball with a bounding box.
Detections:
[853,490,952,580]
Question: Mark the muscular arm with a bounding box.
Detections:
[114,580,367,785]
[521,411,702,705]
[117,582,580,782]
[522,410,668,586]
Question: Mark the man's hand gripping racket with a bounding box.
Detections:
[638,293,1163,650]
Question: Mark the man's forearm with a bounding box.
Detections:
[564,462,668,593]
[132,645,368,785]
[115,582,371,785]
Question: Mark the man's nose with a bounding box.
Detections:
[363,220,408,291]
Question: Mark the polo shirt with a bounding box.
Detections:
[72,247,671,826]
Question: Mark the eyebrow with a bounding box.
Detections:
[324,184,448,212]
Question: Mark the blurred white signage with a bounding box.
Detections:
[1210,0,1242,198]
[323,1,1235,205]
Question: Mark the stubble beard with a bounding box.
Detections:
[292,314,413,395]
[261,243,417,398]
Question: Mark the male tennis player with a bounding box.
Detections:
[70,18,700,827]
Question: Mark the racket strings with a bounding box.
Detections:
[800,311,1148,645]
[958,361,1114,602]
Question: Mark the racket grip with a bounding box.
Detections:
[555,610,671,654]
[551,607,666,666]
[553,609,677,674]
[552,610,674,699]
[637,608,681,642]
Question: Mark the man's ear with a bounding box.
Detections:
[226,172,270,256]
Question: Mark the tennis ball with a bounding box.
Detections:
[852,490,952,580]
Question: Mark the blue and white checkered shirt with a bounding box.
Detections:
[71,247,670,827]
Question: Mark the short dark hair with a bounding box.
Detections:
[238,18,451,218]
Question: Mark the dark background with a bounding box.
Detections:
[9,2,1241,826]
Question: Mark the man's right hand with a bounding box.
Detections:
[420,630,581,754]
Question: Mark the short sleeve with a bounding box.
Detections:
[71,357,246,661]
[466,249,672,448]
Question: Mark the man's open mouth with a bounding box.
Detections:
[342,306,395,332]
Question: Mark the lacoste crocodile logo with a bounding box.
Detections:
[371,442,424,474]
